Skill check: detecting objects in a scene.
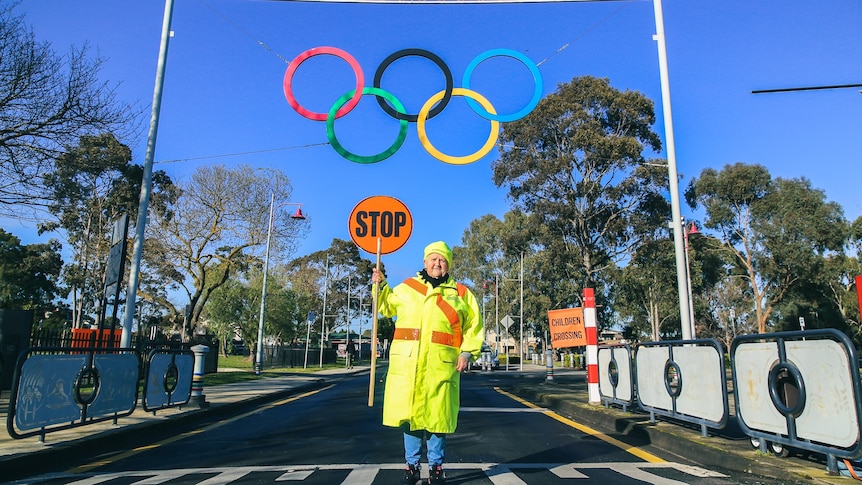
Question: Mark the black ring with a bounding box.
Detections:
[373,48,454,122]
[663,359,682,398]
[768,362,806,417]
[608,354,620,389]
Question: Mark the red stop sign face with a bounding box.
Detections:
[349,196,413,254]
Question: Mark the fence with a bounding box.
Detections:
[596,330,862,475]
[25,328,219,377]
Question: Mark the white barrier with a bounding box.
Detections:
[731,329,862,461]
[635,339,728,434]
[597,345,634,410]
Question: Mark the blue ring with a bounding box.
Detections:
[462,49,542,123]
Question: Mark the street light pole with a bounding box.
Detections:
[346,275,351,369]
[254,194,275,375]
[495,272,499,356]
[319,255,330,368]
[254,195,306,375]
[519,252,524,371]
[303,311,314,369]
[683,219,699,339]
[501,255,525,371]
[653,0,692,341]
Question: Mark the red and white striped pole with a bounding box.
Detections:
[584,288,600,404]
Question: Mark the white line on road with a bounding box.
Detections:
[34,462,727,485]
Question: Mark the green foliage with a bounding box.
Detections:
[492,76,668,299]
[144,164,308,334]
[285,238,376,341]
[38,134,173,326]
[0,229,63,309]
[686,163,848,333]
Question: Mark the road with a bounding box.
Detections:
[13,369,784,484]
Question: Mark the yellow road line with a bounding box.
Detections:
[494,387,665,463]
[68,384,335,474]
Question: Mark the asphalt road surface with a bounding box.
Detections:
[12,369,787,484]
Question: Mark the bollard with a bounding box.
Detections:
[191,344,210,409]
[545,350,554,382]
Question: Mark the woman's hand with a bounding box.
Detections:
[371,268,385,285]
[456,354,470,372]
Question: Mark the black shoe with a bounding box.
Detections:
[428,465,446,484]
[401,463,421,485]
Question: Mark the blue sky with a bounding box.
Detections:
[7,0,861,287]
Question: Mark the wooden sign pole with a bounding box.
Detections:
[368,237,382,407]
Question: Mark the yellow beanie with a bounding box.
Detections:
[424,241,452,266]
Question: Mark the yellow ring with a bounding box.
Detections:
[416,88,500,165]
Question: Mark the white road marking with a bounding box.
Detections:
[460,407,550,412]
[25,462,728,485]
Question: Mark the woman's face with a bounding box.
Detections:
[423,253,449,279]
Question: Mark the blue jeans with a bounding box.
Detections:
[403,427,446,467]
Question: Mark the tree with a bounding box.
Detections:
[0,5,138,215]
[40,133,173,327]
[686,163,847,333]
[204,274,304,360]
[492,76,669,301]
[612,237,680,341]
[204,280,254,357]
[0,229,62,309]
[144,165,309,336]
[456,211,552,352]
[284,238,376,345]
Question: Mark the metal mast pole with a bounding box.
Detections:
[121,0,174,347]
[653,0,692,340]
[255,194,275,375]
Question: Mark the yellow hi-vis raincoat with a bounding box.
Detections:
[379,274,484,434]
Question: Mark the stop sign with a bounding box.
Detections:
[349,196,413,254]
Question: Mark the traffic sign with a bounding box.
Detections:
[501,315,515,330]
[349,196,413,254]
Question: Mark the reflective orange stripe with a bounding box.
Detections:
[401,277,464,348]
[431,331,456,347]
[393,328,458,348]
[435,296,463,348]
[436,296,459,327]
[393,328,421,340]
[403,278,427,295]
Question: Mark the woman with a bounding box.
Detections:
[372,241,484,485]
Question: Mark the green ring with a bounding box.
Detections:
[326,87,409,164]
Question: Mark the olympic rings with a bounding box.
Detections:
[373,49,453,122]
[417,88,500,165]
[284,47,364,121]
[462,49,543,123]
[283,47,543,164]
[327,87,409,165]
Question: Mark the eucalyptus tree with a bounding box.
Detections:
[0,229,63,310]
[686,163,847,334]
[40,133,173,327]
[612,237,679,341]
[205,272,304,359]
[0,5,138,215]
[284,238,375,343]
[144,164,309,334]
[456,210,553,351]
[492,76,669,306]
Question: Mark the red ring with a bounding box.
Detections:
[283,47,364,121]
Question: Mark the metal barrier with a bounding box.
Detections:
[6,347,139,441]
[731,329,862,470]
[635,339,729,436]
[142,348,194,412]
[597,344,635,411]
